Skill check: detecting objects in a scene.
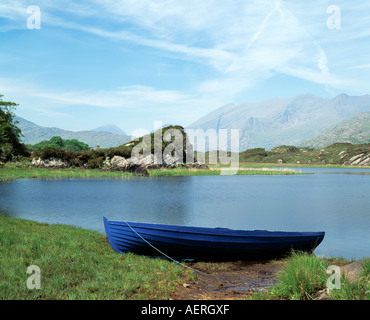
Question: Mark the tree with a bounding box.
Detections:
[0,94,28,161]
[64,139,90,152]
[28,136,90,152]
[49,136,64,148]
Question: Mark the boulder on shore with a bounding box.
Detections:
[30,154,209,176]
[31,157,70,169]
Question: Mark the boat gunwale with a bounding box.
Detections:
[104,217,325,239]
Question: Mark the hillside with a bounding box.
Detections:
[16,117,131,149]
[188,94,370,151]
[299,112,370,148]
[237,143,370,166]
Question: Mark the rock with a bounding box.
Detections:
[349,154,364,163]
[31,152,209,174]
[338,151,346,159]
[163,153,183,166]
[314,259,368,300]
[344,153,370,166]
[31,157,43,167]
[187,162,209,170]
[340,259,368,283]
[110,156,129,170]
[359,157,370,166]
[315,289,330,300]
[31,157,70,168]
[133,166,149,176]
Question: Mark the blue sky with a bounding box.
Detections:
[1,0,370,135]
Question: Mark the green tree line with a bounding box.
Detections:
[27,136,90,152]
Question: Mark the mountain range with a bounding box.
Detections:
[299,112,370,148]
[16,117,131,149]
[15,93,370,151]
[187,93,370,151]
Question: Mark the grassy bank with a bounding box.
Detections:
[0,163,302,181]
[0,163,134,181]
[0,216,187,300]
[1,216,368,300]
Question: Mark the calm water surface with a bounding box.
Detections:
[1,167,369,259]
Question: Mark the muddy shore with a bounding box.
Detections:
[171,259,285,300]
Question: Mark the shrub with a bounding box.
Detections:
[87,157,104,169]
[105,147,133,159]
[40,147,74,162]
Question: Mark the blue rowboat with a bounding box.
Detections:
[103,217,325,260]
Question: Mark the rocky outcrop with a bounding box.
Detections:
[343,153,370,166]
[30,154,208,176]
[104,155,208,175]
[339,259,368,282]
[31,157,70,169]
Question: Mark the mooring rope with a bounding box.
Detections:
[124,221,213,277]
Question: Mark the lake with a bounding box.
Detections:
[1,167,369,260]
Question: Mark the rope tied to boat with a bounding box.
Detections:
[123,221,213,277]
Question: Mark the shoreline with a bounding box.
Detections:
[2,160,369,182]
[0,216,368,300]
[0,162,304,181]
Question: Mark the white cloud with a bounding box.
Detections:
[2,0,370,124]
[315,43,329,76]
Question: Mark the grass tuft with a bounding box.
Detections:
[260,251,329,300]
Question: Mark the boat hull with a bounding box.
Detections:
[103,217,325,260]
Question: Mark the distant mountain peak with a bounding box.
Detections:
[91,124,127,136]
[16,117,130,148]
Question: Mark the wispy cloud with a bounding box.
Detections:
[353,64,370,69]
[1,0,370,131]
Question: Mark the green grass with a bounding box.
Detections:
[0,163,302,181]
[0,216,187,300]
[148,167,301,177]
[329,259,370,300]
[251,252,370,300]
[0,163,133,181]
[1,216,368,300]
